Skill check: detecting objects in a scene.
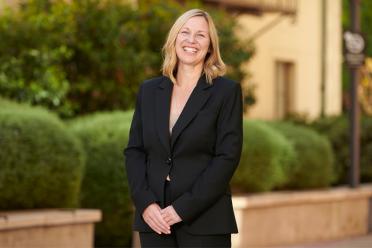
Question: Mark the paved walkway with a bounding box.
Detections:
[285,234,372,248]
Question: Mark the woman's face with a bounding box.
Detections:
[175,16,211,68]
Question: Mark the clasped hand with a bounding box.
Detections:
[142,203,182,234]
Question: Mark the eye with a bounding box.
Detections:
[197,33,205,38]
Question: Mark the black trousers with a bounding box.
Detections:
[139,180,231,248]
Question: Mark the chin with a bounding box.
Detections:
[178,56,205,66]
[180,60,203,67]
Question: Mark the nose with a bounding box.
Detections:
[185,34,196,43]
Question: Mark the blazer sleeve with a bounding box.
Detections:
[124,84,158,215]
[172,82,243,223]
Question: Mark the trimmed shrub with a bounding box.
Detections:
[232,120,296,192]
[361,116,372,181]
[68,111,133,247]
[310,115,372,184]
[0,96,41,111]
[310,116,348,184]
[0,98,85,209]
[270,122,335,189]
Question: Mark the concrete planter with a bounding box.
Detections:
[0,209,101,248]
[232,184,372,247]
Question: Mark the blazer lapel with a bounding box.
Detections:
[155,77,173,155]
[170,75,213,149]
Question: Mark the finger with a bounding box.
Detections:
[162,215,171,224]
[147,217,163,235]
[168,208,181,222]
[166,211,180,225]
[160,211,169,218]
[160,206,170,213]
[168,219,176,225]
[149,214,168,234]
[169,214,180,224]
[145,217,162,234]
[152,212,171,233]
[156,206,170,230]
[151,216,166,233]
[159,208,174,228]
[147,213,165,234]
[163,215,172,224]
[160,210,174,222]
[154,208,170,228]
[145,217,161,234]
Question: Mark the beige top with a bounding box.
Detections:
[166,113,179,181]
[169,112,180,135]
[166,81,197,181]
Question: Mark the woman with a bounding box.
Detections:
[124,8,243,247]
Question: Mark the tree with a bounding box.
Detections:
[0,0,254,117]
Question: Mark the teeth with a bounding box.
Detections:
[183,47,197,53]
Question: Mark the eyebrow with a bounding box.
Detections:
[180,27,209,33]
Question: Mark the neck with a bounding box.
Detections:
[176,63,203,87]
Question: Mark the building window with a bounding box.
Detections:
[275,61,295,118]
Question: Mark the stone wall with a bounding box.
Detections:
[0,209,101,248]
[232,185,372,247]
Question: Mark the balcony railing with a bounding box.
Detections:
[203,0,297,15]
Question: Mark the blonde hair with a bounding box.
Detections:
[161,9,226,84]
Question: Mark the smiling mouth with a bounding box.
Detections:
[183,46,198,53]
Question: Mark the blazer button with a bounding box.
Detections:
[166,157,172,165]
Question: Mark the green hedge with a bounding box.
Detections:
[68,111,133,247]
[311,115,372,184]
[360,116,372,181]
[310,116,347,184]
[232,120,296,192]
[270,122,335,189]
[0,98,85,209]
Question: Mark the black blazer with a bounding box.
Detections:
[124,75,243,235]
